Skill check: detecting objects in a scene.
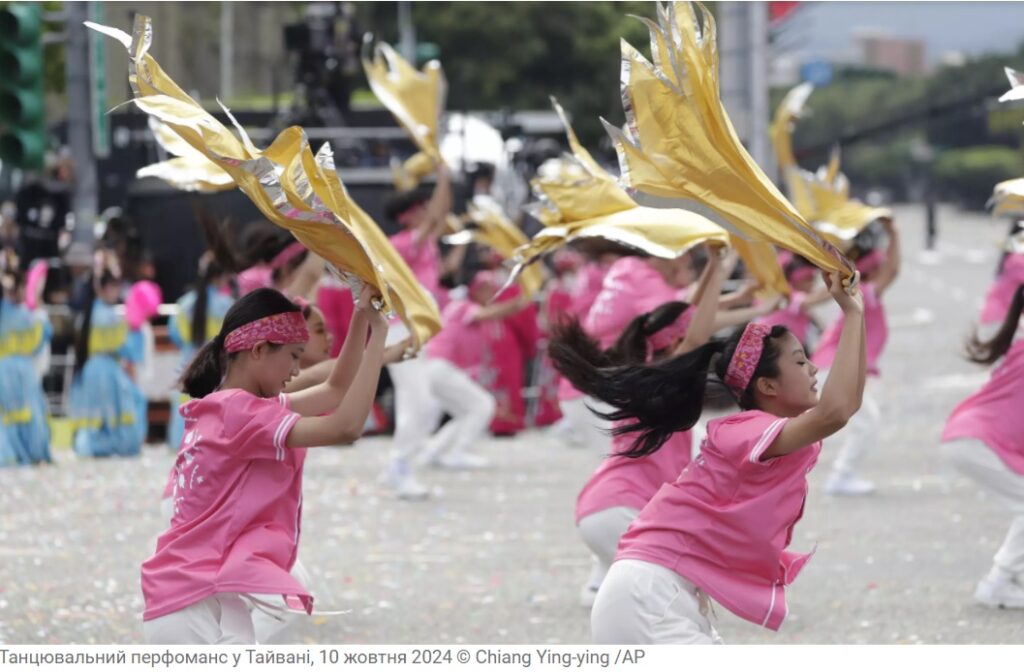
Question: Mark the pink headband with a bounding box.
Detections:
[269,241,306,271]
[223,311,309,353]
[724,323,772,395]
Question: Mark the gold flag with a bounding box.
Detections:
[89,16,441,351]
[602,1,854,278]
[520,98,788,296]
[362,38,446,189]
[136,118,235,192]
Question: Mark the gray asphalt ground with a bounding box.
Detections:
[1,204,1022,644]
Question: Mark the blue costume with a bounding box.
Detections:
[69,299,147,457]
[0,299,52,466]
[166,287,233,450]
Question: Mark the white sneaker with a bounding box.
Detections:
[437,451,490,470]
[824,472,876,496]
[579,584,599,609]
[974,576,1024,609]
[383,461,431,500]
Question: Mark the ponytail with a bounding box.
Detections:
[191,257,224,347]
[179,287,300,398]
[73,274,98,375]
[549,320,725,458]
[549,321,790,458]
[967,285,1024,364]
[181,335,226,398]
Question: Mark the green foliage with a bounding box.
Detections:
[934,145,1024,208]
[355,1,655,146]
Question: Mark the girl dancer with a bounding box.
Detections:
[69,258,148,458]
[383,165,476,499]
[942,285,1024,608]
[235,222,324,299]
[0,257,52,466]
[573,248,727,607]
[551,271,865,644]
[812,217,899,495]
[167,252,234,451]
[143,285,388,644]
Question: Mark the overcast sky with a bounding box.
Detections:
[775,2,1024,65]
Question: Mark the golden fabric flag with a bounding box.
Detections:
[136,118,235,192]
[602,1,854,278]
[509,97,731,287]
[444,199,546,298]
[990,178,1024,217]
[362,38,446,189]
[769,83,816,220]
[88,16,441,351]
[804,149,892,248]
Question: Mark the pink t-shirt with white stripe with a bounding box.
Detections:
[575,426,693,524]
[616,410,820,631]
[142,390,309,621]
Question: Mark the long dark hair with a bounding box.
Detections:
[552,301,690,373]
[549,322,789,458]
[967,285,1023,365]
[180,287,301,398]
[190,254,226,347]
[73,270,120,375]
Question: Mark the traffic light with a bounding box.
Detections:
[0,2,45,169]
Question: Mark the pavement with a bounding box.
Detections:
[1,203,1022,644]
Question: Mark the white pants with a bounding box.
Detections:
[943,438,1024,575]
[143,593,255,644]
[387,356,496,464]
[560,396,614,455]
[820,370,882,476]
[578,506,640,591]
[157,496,309,644]
[591,560,722,645]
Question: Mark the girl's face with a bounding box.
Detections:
[98,280,121,305]
[753,332,820,415]
[300,307,332,368]
[251,341,305,397]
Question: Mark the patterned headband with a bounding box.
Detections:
[223,311,309,353]
[724,323,772,395]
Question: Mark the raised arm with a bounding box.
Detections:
[761,271,866,459]
[711,294,784,332]
[286,301,389,448]
[673,247,724,355]
[414,164,453,248]
[286,285,373,416]
[871,217,900,297]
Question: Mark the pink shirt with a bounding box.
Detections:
[390,229,447,308]
[943,337,1024,475]
[570,262,609,319]
[425,298,497,375]
[584,257,689,348]
[559,257,691,402]
[812,282,887,376]
[616,410,820,631]
[142,390,309,621]
[576,425,693,524]
[756,291,811,345]
[980,253,1024,325]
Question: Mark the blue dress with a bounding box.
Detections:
[0,299,52,466]
[166,287,233,451]
[69,299,147,457]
